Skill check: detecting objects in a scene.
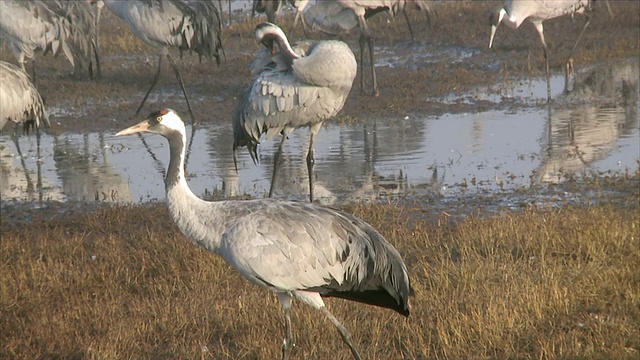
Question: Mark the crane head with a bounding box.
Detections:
[255,22,288,55]
[115,109,186,138]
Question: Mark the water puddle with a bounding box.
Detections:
[2,98,636,206]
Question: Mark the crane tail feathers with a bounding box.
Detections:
[323,290,410,317]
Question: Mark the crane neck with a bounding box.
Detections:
[165,130,186,192]
[272,34,300,68]
[164,128,224,253]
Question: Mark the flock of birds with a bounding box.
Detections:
[0,0,611,358]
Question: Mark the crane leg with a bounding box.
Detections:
[137,55,163,116]
[281,305,295,360]
[564,16,591,93]
[403,9,415,40]
[277,293,295,360]
[166,54,197,125]
[543,46,551,102]
[357,16,378,96]
[320,307,362,360]
[269,134,288,198]
[532,21,551,102]
[36,129,44,204]
[367,35,379,97]
[306,127,319,203]
[217,0,224,26]
[291,11,309,38]
[12,132,35,197]
[425,8,434,32]
[358,33,379,97]
[94,8,103,79]
[358,35,366,95]
[90,38,102,80]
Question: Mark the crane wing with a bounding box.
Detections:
[0,61,49,131]
[217,201,411,314]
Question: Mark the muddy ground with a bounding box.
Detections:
[1,1,637,136]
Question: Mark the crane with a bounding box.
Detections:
[0,60,49,134]
[101,0,224,124]
[1,59,50,202]
[116,108,412,360]
[301,0,434,96]
[0,0,98,81]
[252,0,310,35]
[233,22,357,203]
[252,0,284,23]
[488,0,602,101]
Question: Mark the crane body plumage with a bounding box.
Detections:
[102,0,223,122]
[102,0,222,59]
[0,0,98,79]
[116,108,412,360]
[489,0,596,101]
[0,61,49,133]
[0,0,73,71]
[233,23,357,202]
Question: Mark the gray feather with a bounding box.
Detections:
[0,61,49,133]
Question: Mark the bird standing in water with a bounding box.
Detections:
[489,0,600,101]
[233,22,357,202]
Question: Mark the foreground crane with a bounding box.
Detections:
[116,108,412,360]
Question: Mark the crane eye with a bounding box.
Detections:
[156,116,162,122]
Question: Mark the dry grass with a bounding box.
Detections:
[1,194,638,359]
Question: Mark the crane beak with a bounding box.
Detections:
[115,119,151,136]
[489,24,498,48]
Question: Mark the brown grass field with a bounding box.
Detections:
[2,179,639,359]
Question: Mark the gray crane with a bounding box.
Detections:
[252,0,310,35]
[233,22,357,203]
[102,0,224,124]
[116,108,412,360]
[0,60,49,134]
[252,0,284,23]
[1,60,50,202]
[302,0,434,96]
[0,0,98,81]
[488,0,603,102]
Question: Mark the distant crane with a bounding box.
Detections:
[252,0,311,37]
[301,0,434,96]
[102,0,224,124]
[252,0,284,23]
[0,0,98,80]
[233,22,357,202]
[488,0,604,101]
[0,60,49,133]
[1,60,50,202]
[116,108,413,360]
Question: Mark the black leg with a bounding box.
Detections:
[136,54,163,116]
[167,54,197,125]
[269,134,288,198]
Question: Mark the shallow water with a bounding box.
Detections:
[2,58,637,206]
